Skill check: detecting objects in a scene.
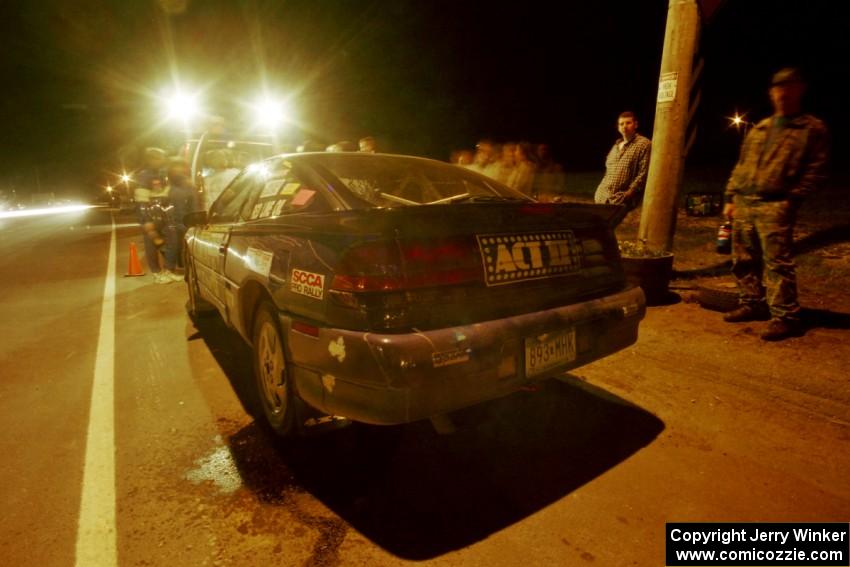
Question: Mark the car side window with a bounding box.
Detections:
[239,163,331,221]
[208,171,256,223]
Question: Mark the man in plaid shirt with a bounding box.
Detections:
[593,111,652,209]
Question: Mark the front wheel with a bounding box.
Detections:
[252,302,296,437]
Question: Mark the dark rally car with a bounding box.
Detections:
[183,152,645,436]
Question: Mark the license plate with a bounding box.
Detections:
[524,329,576,377]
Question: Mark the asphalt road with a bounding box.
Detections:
[1,207,848,567]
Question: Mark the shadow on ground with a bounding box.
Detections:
[191,315,665,560]
[189,314,258,416]
[801,308,850,331]
[794,223,850,255]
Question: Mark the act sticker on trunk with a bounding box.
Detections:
[290,269,325,300]
[477,231,581,286]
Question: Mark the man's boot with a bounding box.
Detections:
[761,318,802,341]
[723,304,769,323]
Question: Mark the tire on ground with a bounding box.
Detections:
[251,301,297,437]
[697,286,739,312]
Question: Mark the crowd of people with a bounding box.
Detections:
[449,112,652,208]
[133,149,200,284]
[450,141,566,201]
[131,135,380,285]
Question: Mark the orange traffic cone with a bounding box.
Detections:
[125,242,145,277]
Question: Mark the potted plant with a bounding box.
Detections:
[618,239,675,305]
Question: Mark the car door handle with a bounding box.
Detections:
[218,244,227,255]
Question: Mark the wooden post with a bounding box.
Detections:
[638,0,701,252]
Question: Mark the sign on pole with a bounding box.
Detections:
[657,72,679,103]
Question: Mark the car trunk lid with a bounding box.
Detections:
[324,201,627,331]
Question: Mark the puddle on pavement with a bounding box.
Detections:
[185,438,242,494]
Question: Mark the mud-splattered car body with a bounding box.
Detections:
[184,153,645,434]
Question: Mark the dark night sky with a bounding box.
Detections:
[1,0,848,195]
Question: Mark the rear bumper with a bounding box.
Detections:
[284,286,645,425]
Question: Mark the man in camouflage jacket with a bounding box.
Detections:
[722,68,830,341]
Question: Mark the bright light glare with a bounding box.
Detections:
[121,173,131,183]
[729,113,750,128]
[251,97,291,129]
[0,204,94,219]
[165,91,201,121]
[247,162,269,177]
[106,185,113,192]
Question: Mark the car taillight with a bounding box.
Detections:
[330,238,483,293]
[399,238,483,288]
[329,240,406,292]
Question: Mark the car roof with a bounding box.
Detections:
[186,138,273,146]
[270,152,448,165]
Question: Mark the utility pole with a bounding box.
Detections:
[638,0,701,252]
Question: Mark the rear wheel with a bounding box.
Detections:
[252,302,296,437]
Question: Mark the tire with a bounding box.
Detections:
[185,254,215,322]
[697,286,740,313]
[252,301,297,437]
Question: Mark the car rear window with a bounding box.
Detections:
[307,155,528,208]
[237,161,331,221]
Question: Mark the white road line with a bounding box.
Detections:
[75,219,118,567]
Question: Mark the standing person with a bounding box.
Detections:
[532,142,566,201]
[496,142,517,186]
[358,136,377,153]
[722,68,829,341]
[593,111,651,209]
[508,141,537,197]
[134,147,169,282]
[466,139,501,179]
[328,140,357,152]
[163,157,200,277]
[455,149,474,166]
[201,150,239,210]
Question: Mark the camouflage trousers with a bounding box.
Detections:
[731,195,800,321]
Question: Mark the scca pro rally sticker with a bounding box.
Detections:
[290,269,325,299]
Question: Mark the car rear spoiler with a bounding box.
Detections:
[549,202,630,229]
[607,204,630,228]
